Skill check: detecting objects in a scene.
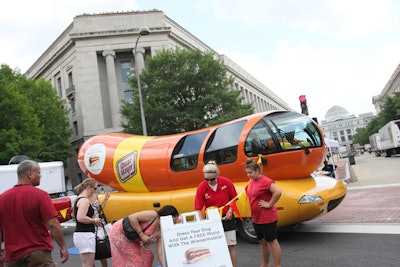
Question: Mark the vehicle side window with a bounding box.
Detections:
[244,121,278,155]
[204,121,246,164]
[171,131,209,172]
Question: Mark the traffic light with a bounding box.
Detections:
[299,95,309,115]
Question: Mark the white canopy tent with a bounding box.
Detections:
[325,138,339,148]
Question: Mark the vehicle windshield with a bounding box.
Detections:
[245,112,323,156]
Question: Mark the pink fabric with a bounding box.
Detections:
[109,219,155,267]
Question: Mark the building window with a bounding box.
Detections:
[68,72,73,87]
[73,121,78,135]
[124,91,133,104]
[121,61,132,82]
[57,77,62,97]
[346,129,352,141]
[70,97,76,113]
[340,130,346,142]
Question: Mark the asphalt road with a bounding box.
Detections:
[53,226,399,267]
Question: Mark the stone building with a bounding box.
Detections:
[25,10,290,186]
[372,63,400,113]
[320,105,376,150]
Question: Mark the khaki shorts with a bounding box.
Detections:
[224,230,237,245]
[6,250,55,267]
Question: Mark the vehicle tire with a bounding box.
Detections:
[237,217,257,244]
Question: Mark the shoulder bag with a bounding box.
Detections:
[95,222,112,260]
[122,216,157,241]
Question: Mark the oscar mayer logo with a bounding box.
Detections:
[116,151,138,183]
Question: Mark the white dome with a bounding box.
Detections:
[325,105,350,122]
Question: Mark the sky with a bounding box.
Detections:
[2,0,400,121]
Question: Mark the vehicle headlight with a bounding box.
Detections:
[299,195,323,204]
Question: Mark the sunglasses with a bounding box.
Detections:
[204,177,216,182]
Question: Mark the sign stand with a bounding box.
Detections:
[160,208,232,267]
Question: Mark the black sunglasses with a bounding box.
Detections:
[204,177,216,182]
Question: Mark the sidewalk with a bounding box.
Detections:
[310,153,400,224]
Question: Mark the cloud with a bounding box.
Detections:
[208,0,400,119]
[208,0,396,37]
[0,0,139,72]
[220,37,400,120]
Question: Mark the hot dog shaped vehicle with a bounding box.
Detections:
[78,110,346,242]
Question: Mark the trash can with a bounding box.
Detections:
[348,154,356,165]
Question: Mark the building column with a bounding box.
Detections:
[133,47,146,75]
[102,50,120,129]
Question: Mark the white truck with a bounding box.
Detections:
[0,161,66,194]
[369,133,382,156]
[0,161,74,223]
[378,119,400,157]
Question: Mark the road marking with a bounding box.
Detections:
[286,222,400,234]
[347,183,400,190]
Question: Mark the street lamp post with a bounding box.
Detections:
[134,26,150,136]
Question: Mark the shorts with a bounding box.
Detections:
[224,230,237,245]
[253,221,278,242]
[73,232,96,254]
[6,250,55,267]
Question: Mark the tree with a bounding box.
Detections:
[379,92,400,123]
[352,126,369,145]
[353,92,400,145]
[121,48,254,135]
[0,65,72,164]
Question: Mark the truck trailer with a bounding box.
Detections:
[378,119,400,157]
[0,161,72,222]
[369,133,382,156]
[0,161,66,194]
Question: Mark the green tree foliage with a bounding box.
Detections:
[352,126,369,145]
[379,92,400,122]
[0,65,72,164]
[353,92,400,145]
[121,48,254,135]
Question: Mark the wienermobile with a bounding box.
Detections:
[77,110,346,242]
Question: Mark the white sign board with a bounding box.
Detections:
[161,209,232,267]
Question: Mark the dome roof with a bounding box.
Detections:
[325,105,350,122]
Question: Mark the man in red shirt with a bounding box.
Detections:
[0,160,68,266]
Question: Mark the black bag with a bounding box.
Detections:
[122,216,156,241]
[222,218,238,231]
[95,223,111,260]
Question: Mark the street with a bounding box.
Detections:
[55,153,400,266]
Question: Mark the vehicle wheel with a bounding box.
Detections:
[237,217,257,244]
